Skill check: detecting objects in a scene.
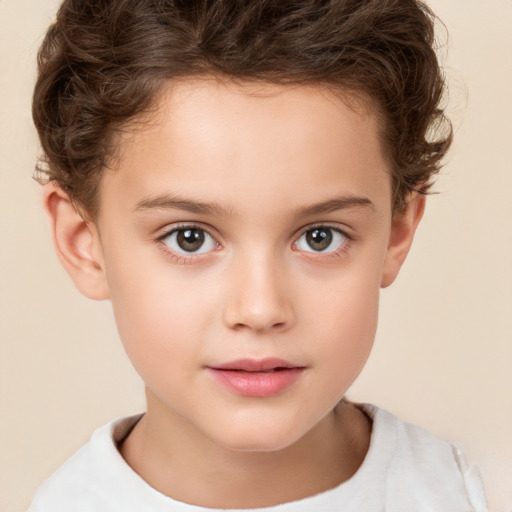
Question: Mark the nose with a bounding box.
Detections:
[222,252,294,333]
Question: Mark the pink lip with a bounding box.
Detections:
[207,358,305,397]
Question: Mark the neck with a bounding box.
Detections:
[120,395,371,509]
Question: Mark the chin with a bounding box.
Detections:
[219,435,300,453]
[208,417,308,453]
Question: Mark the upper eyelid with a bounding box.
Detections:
[155,222,219,241]
[154,222,353,246]
[295,223,352,241]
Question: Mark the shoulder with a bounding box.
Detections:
[28,415,145,512]
[360,403,488,512]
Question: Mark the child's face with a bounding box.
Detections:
[85,79,416,451]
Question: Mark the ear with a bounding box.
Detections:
[380,192,426,288]
[42,182,109,300]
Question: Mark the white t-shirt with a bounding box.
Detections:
[29,404,488,512]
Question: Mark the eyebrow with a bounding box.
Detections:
[133,194,231,216]
[296,195,375,216]
[133,193,375,216]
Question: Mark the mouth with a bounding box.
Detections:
[207,358,305,397]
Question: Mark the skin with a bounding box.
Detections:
[44,78,424,508]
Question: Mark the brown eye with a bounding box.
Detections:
[177,228,205,252]
[162,227,216,254]
[305,228,332,251]
[295,227,347,253]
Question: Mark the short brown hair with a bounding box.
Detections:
[33,0,452,217]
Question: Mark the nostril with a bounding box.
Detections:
[230,320,288,333]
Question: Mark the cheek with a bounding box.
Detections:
[105,255,217,377]
[322,282,379,356]
[319,295,378,407]
[302,258,382,376]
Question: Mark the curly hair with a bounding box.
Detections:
[33,0,452,218]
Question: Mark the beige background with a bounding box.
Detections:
[1,1,511,511]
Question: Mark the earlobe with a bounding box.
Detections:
[42,182,110,300]
[380,193,425,288]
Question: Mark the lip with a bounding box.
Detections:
[207,358,305,397]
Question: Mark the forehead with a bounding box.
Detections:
[103,78,391,217]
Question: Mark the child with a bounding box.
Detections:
[29,0,488,510]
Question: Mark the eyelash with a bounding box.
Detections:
[155,223,353,264]
[293,224,352,260]
[156,223,220,264]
